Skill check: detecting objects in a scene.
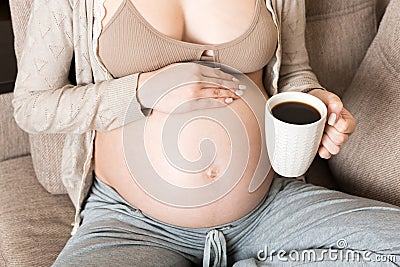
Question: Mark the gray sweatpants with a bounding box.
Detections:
[53,173,400,267]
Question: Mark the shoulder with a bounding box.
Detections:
[269,0,306,16]
[268,0,306,30]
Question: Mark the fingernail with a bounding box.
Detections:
[225,98,233,104]
[232,77,239,82]
[239,84,247,90]
[328,113,336,126]
[235,90,244,96]
[320,153,331,160]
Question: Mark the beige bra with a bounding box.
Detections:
[98,0,278,77]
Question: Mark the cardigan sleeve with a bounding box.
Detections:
[12,0,146,135]
[277,0,325,92]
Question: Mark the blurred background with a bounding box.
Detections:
[0,1,17,95]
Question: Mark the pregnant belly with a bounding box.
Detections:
[93,72,274,228]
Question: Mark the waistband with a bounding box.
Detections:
[90,171,287,266]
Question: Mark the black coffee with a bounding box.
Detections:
[271,101,321,125]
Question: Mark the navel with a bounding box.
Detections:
[206,166,219,180]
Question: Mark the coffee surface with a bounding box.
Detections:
[271,101,321,125]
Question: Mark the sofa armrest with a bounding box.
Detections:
[329,0,400,207]
[0,92,30,162]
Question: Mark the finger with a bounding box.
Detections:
[318,145,331,159]
[199,82,242,93]
[195,97,231,109]
[200,65,238,81]
[201,77,242,91]
[326,98,343,127]
[324,125,349,146]
[209,86,243,98]
[333,107,356,134]
[309,90,343,126]
[201,87,240,99]
[320,133,341,155]
[217,97,236,105]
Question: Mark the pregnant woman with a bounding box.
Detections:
[13,0,400,266]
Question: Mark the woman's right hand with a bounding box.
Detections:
[136,62,245,114]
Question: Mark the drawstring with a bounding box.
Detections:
[203,229,227,267]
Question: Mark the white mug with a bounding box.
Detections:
[265,92,327,177]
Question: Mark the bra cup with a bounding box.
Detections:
[98,0,277,77]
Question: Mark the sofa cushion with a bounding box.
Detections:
[0,92,30,162]
[305,0,377,97]
[28,133,68,194]
[329,0,400,207]
[0,156,74,267]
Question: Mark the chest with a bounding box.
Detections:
[98,0,277,76]
[102,0,258,45]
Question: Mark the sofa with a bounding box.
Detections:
[1,0,398,266]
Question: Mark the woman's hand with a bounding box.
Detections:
[136,62,246,114]
[308,89,356,159]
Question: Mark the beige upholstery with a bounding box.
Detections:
[329,0,400,207]
[305,0,378,97]
[0,156,74,267]
[28,134,67,194]
[0,93,30,162]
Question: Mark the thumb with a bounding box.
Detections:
[309,90,343,126]
[326,97,343,126]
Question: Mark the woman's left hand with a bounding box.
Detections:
[308,89,356,159]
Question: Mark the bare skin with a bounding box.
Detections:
[94,0,275,228]
[94,0,356,228]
